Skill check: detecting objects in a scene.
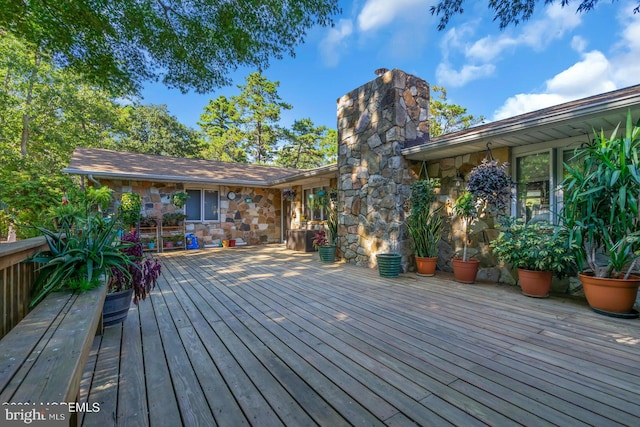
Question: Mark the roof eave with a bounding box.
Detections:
[62,168,273,187]
[402,90,640,160]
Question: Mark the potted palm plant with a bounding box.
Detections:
[491,219,576,297]
[562,110,640,317]
[452,191,480,283]
[406,179,443,276]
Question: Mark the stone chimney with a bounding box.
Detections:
[336,69,430,272]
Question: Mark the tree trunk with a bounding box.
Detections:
[20,51,39,158]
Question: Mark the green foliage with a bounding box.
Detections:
[562,110,640,278]
[491,219,576,276]
[112,104,201,157]
[430,1,638,31]
[172,192,189,209]
[453,191,478,261]
[25,215,133,307]
[234,72,292,163]
[199,95,247,162]
[86,186,114,213]
[0,34,120,236]
[406,179,443,258]
[276,118,333,168]
[0,0,340,96]
[429,86,484,137]
[0,165,75,238]
[198,81,337,167]
[326,191,339,245]
[119,193,142,227]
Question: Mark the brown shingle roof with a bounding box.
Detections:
[64,148,302,186]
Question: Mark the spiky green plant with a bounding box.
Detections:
[26,215,133,307]
[562,110,640,278]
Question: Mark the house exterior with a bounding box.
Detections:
[65,69,640,284]
[64,148,337,248]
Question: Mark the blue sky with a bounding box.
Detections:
[140,0,640,131]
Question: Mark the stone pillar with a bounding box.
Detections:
[336,69,429,272]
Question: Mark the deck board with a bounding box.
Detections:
[82,246,640,426]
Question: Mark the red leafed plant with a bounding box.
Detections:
[109,231,162,304]
[312,230,329,248]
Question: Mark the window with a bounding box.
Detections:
[304,186,330,221]
[185,189,219,221]
[515,151,552,223]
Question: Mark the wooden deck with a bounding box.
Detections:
[80,246,640,426]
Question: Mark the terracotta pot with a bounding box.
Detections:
[415,256,437,277]
[578,272,640,315]
[517,269,553,298]
[222,240,230,248]
[452,258,480,284]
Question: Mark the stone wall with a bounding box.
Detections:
[337,69,429,272]
[425,147,516,283]
[102,179,281,246]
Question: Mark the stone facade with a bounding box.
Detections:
[337,69,429,272]
[101,179,281,247]
[424,147,515,283]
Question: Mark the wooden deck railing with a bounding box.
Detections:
[0,237,48,339]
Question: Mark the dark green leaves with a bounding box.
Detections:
[0,0,340,96]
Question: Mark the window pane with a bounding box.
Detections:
[185,189,201,221]
[204,190,219,221]
[516,152,550,223]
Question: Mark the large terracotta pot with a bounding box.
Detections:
[452,258,480,284]
[578,272,640,316]
[415,256,437,277]
[517,269,553,298]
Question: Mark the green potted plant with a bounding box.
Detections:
[312,229,336,263]
[172,191,189,209]
[406,179,443,276]
[162,212,187,226]
[452,191,480,283]
[119,192,142,229]
[562,110,640,316]
[491,219,576,297]
[26,215,134,307]
[106,230,162,325]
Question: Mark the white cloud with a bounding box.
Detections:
[609,8,640,86]
[493,50,616,120]
[357,0,432,32]
[493,8,640,120]
[319,19,354,67]
[437,3,584,86]
[571,36,587,53]
[466,4,582,62]
[436,61,495,88]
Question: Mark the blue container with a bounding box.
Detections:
[186,233,199,250]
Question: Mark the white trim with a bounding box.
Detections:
[185,188,221,223]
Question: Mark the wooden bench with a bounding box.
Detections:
[0,283,106,426]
